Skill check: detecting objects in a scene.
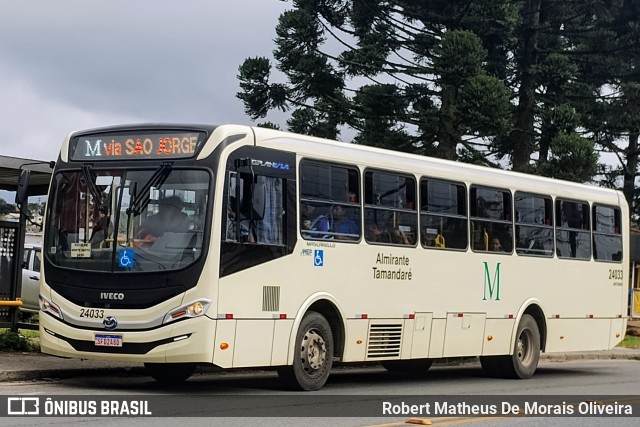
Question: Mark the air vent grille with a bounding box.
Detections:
[262,286,280,311]
[367,323,403,358]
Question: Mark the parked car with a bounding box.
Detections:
[20,243,41,315]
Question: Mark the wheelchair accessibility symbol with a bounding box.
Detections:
[313,250,324,267]
[119,249,134,269]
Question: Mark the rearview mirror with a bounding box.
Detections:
[15,169,30,206]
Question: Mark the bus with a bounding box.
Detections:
[35,124,629,391]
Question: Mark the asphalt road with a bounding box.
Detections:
[1,359,640,426]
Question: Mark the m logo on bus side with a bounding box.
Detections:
[483,261,501,301]
[314,250,324,267]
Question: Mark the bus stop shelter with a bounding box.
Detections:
[0,155,53,330]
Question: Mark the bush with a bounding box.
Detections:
[0,329,39,352]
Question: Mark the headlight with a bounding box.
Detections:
[163,299,212,324]
[39,295,63,319]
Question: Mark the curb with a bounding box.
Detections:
[0,366,147,383]
[540,352,640,362]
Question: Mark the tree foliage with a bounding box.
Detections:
[237,0,640,219]
[0,198,16,216]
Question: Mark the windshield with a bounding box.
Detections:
[44,167,211,272]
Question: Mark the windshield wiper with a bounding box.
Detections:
[126,162,173,216]
[81,165,104,205]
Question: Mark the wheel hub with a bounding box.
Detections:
[300,329,327,372]
[517,329,533,364]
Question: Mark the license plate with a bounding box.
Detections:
[94,334,123,347]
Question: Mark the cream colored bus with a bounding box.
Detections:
[39,124,628,390]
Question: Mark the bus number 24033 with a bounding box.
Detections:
[608,269,623,280]
[80,308,105,319]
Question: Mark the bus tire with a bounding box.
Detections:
[381,358,433,373]
[144,362,196,384]
[278,311,333,391]
[485,314,540,379]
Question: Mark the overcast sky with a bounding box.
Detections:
[0,0,288,163]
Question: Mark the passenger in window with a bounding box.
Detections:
[367,222,391,243]
[564,202,582,229]
[422,229,438,247]
[391,228,411,245]
[89,205,111,248]
[227,196,255,243]
[332,205,359,239]
[476,197,488,217]
[138,196,189,243]
[563,202,582,257]
[404,195,415,210]
[348,191,358,203]
[489,237,503,252]
[301,202,329,238]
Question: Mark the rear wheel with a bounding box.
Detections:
[481,314,540,379]
[508,314,541,378]
[278,311,334,391]
[144,362,196,384]
[382,358,433,373]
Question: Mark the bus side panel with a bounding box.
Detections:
[342,319,369,362]
[481,318,515,356]
[165,317,217,363]
[609,318,626,349]
[271,319,294,365]
[233,320,275,367]
[410,312,432,359]
[443,313,486,357]
[400,318,415,359]
[544,318,611,352]
[213,319,236,368]
[428,318,446,358]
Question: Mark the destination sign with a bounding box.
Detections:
[69,131,206,161]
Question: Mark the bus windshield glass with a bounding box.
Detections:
[44,168,211,273]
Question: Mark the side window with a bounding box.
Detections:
[33,250,41,272]
[23,249,31,270]
[420,179,467,250]
[555,199,591,259]
[300,160,360,241]
[593,205,622,262]
[470,186,513,253]
[364,170,417,246]
[515,193,553,257]
[226,171,285,245]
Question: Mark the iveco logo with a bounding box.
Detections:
[103,316,118,330]
[100,292,124,300]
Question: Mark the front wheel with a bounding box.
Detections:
[278,311,334,391]
[144,362,196,384]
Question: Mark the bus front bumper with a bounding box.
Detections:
[39,312,217,364]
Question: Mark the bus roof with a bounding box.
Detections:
[249,125,624,206]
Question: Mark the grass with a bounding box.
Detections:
[618,334,640,349]
[0,329,39,352]
[19,329,39,339]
